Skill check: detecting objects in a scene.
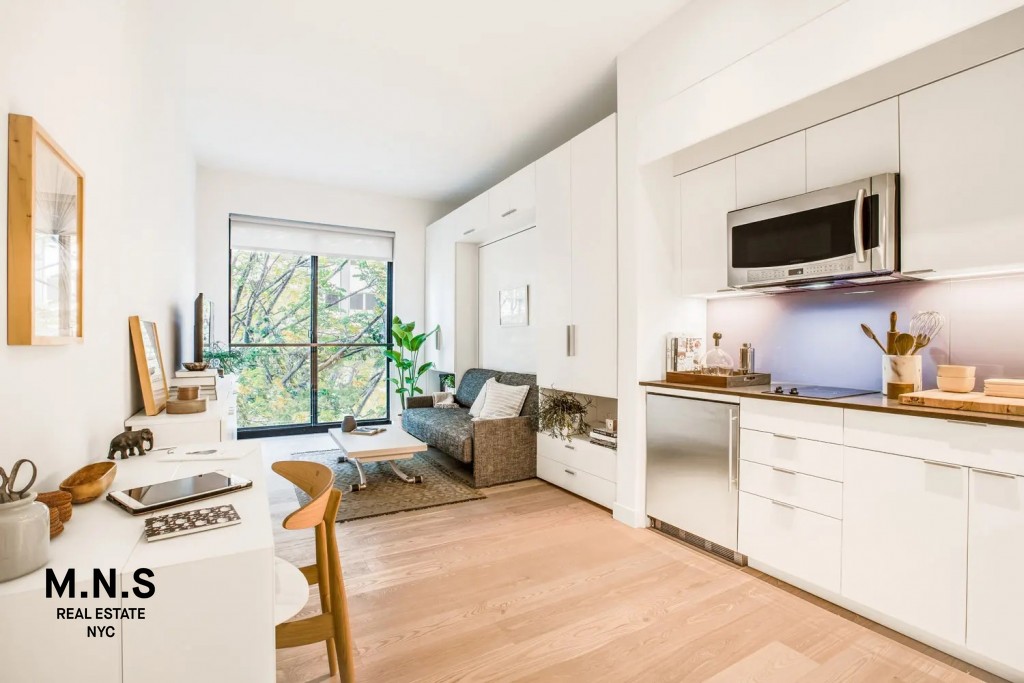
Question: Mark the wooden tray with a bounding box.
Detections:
[665,371,771,388]
[899,390,1024,416]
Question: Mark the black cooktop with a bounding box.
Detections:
[763,384,877,400]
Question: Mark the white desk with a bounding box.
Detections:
[0,442,275,682]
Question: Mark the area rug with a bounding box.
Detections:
[290,449,485,523]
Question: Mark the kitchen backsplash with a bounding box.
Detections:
[705,273,1024,391]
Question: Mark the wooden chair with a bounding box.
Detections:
[272,461,355,682]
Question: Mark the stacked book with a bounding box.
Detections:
[589,425,617,451]
[170,369,219,401]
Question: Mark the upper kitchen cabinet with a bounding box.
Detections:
[486,163,536,238]
[806,98,899,191]
[735,131,805,208]
[678,157,735,296]
[900,50,1024,277]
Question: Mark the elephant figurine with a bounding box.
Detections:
[107,428,154,460]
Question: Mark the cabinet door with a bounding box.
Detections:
[569,114,617,399]
[967,468,1024,671]
[424,217,455,371]
[806,98,899,191]
[535,143,573,390]
[842,447,968,644]
[485,164,535,236]
[900,51,1024,276]
[678,158,735,295]
[735,131,805,208]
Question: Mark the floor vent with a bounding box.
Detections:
[650,518,747,566]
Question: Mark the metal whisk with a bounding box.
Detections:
[909,311,944,354]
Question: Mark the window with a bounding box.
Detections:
[228,214,394,434]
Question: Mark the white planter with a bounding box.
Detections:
[0,492,50,582]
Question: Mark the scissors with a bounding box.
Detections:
[0,459,37,503]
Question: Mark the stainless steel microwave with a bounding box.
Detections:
[727,173,901,291]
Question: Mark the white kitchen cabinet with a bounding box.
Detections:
[735,131,806,208]
[842,447,968,645]
[967,467,1024,671]
[537,433,616,508]
[535,143,573,391]
[678,157,735,295]
[486,163,536,237]
[806,98,899,191]
[899,50,1024,277]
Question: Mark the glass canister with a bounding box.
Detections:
[701,332,735,376]
[0,492,50,582]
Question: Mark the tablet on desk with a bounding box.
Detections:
[106,470,253,516]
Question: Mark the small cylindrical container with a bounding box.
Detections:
[739,343,755,374]
[882,354,922,397]
[0,492,50,582]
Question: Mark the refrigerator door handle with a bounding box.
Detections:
[727,408,739,490]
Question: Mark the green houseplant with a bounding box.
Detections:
[539,389,592,442]
[384,316,438,409]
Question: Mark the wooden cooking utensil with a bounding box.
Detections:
[911,333,932,355]
[887,311,898,355]
[860,324,886,352]
[894,333,916,356]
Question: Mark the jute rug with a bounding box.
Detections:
[290,449,485,523]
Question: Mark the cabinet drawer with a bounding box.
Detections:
[537,434,616,482]
[845,409,1024,475]
[739,492,841,593]
[740,460,842,519]
[538,454,615,508]
[740,398,843,444]
[740,428,843,481]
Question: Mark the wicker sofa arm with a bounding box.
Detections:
[472,415,537,488]
[405,395,434,409]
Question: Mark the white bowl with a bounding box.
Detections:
[937,365,976,378]
[937,375,976,393]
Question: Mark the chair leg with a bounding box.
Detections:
[314,523,339,676]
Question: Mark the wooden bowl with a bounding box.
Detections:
[166,397,207,414]
[60,461,117,504]
[176,385,200,400]
[183,361,209,371]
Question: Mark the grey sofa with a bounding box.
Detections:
[402,368,538,488]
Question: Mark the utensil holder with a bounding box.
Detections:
[882,355,922,397]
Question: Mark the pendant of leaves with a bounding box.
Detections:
[384,316,439,409]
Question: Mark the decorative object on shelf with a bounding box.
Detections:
[498,285,529,327]
[589,424,618,451]
[439,372,456,393]
[107,427,153,460]
[739,343,756,374]
[384,316,438,409]
[666,333,704,373]
[129,316,169,415]
[0,491,49,581]
[341,415,357,432]
[604,418,617,432]
[699,332,734,376]
[47,505,63,538]
[177,386,200,401]
[60,461,117,503]
[7,114,84,346]
[166,397,208,414]
[0,458,37,503]
[192,293,208,365]
[183,361,209,372]
[539,389,592,443]
[36,490,72,523]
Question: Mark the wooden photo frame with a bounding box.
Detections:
[130,316,169,416]
[8,114,85,345]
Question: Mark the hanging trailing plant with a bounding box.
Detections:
[538,389,592,442]
[384,316,438,409]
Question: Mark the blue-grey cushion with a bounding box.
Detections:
[402,407,474,463]
[455,369,502,408]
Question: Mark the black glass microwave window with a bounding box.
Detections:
[732,195,879,269]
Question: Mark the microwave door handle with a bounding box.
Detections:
[853,187,867,263]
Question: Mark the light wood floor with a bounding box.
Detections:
[265,439,1004,683]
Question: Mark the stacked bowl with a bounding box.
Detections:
[936,365,976,393]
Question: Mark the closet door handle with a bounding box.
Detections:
[435,329,441,351]
[923,459,961,470]
[564,469,576,476]
[974,468,1015,480]
[566,324,576,357]
[771,500,795,510]
[772,467,798,476]
[501,208,518,218]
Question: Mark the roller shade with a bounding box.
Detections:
[229,214,394,261]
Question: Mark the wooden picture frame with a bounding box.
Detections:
[7,114,85,345]
[130,316,169,416]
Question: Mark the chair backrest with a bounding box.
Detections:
[272,461,335,531]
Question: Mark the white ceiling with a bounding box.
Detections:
[150,0,689,204]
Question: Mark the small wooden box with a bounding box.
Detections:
[665,371,772,388]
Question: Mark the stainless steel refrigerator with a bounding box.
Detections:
[646,392,743,563]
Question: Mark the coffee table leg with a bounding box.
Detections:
[336,454,368,492]
[388,460,423,484]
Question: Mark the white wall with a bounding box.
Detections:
[477,228,538,373]
[614,0,1024,527]
[0,0,197,488]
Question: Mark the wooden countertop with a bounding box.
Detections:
[639,380,1024,429]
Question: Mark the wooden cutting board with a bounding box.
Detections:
[900,390,1024,416]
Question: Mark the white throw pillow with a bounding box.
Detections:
[477,381,530,420]
[468,378,494,417]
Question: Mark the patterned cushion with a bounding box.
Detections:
[497,372,538,418]
[402,407,474,463]
[478,381,530,419]
[455,369,502,408]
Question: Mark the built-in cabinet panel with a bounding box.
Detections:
[537,433,616,508]
[424,216,455,371]
[535,143,574,390]
[678,158,735,295]
[842,446,968,645]
[735,131,806,208]
[806,98,900,191]
[900,50,1024,276]
[486,163,536,237]
[740,428,843,482]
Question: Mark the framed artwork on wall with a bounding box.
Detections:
[499,285,529,327]
[130,316,169,416]
[7,114,85,345]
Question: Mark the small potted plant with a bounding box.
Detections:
[539,389,592,442]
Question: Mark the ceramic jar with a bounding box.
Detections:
[882,354,922,398]
[0,493,50,582]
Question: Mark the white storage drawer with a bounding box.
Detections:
[537,434,616,482]
[844,409,1024,476]
[740,398,843,444]
[740,429,843,482]
[537,454,616,509]
[739,492,841,593]
[739,460,842,519]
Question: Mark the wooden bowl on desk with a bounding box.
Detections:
[60,461,117,504]
[176,386,200,400]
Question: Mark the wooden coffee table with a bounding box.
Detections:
[328,427,427,492]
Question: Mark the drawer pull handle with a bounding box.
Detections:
[564,445,575,450]
[923,459,962,470]
[771,467,798,475]
[564,469,576,476]
[771,499,795,510]
[772,433,798,441]
[946,419,988,427]
[974,468,1016,480]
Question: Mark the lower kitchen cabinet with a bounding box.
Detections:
[842,447,968,645]
[537,433,616,509]
[967,468,1024,671]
